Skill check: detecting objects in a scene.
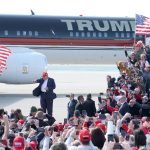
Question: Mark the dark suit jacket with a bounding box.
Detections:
[75,102,85,115]
[67,99,78,119]
[140,102,150,117]
[36,77,56,99]
[119,102,129,116]
[129,104,140,117]
[83,99,96,117]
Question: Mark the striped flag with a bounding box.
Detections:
[0,46,12,74]
[135,14,150,35]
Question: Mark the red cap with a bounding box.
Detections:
[29,141,37,150]
[79,129,91,142]
[42,72,48,78]
[18,119,25,125]
[57,123,64,132]
[94,120,101,126]
[131,147,138,150]
[82,121,88,128]
[96,123,106,133]
[13,136,24,150]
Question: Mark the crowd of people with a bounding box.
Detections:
[1,40,150,149]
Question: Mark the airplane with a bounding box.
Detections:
[0,14,145,84]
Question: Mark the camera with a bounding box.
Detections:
[66,94,70,98]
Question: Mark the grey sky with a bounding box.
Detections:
[0,0,149,17]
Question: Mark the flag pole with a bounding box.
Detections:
[134,14,137,50]
[145,35,147,45]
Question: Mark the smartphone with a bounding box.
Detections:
[132,119,140,125]
[120,128,127,138]
[107,121,114,135]
[37,127,45,132]
[64,118,68,124]
[125,134,130,141]
[108,134,114,142]
[98,96,101,103]
[99,114,106,120]
[112,111,119,120]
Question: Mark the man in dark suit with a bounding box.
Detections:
[75,95,85,116]
[83,93,96,117]
[34,71,56,116]
[67,93,77,119]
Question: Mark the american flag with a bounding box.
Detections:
[135,14,150,35]
[0,46,12,74]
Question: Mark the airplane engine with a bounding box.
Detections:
[0,47,48,84]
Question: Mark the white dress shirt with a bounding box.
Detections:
[41,79,48,92]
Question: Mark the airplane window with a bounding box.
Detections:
[75,32,79,37]
[4,30,8,36]
[35,31,38,37]
[93,32,96,37]
[87,32,90,37]
[104,33,108,38]
[126,33,130,38]
[81,32,85,37]
[29,31,32,36]
[23,31,27,36]
[70,32,73,37]
[121,33,124,38]
[115,33,119,38]
[17,31,21,36]
[98,32,102,37]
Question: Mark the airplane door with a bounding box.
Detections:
[22,64,29,74]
